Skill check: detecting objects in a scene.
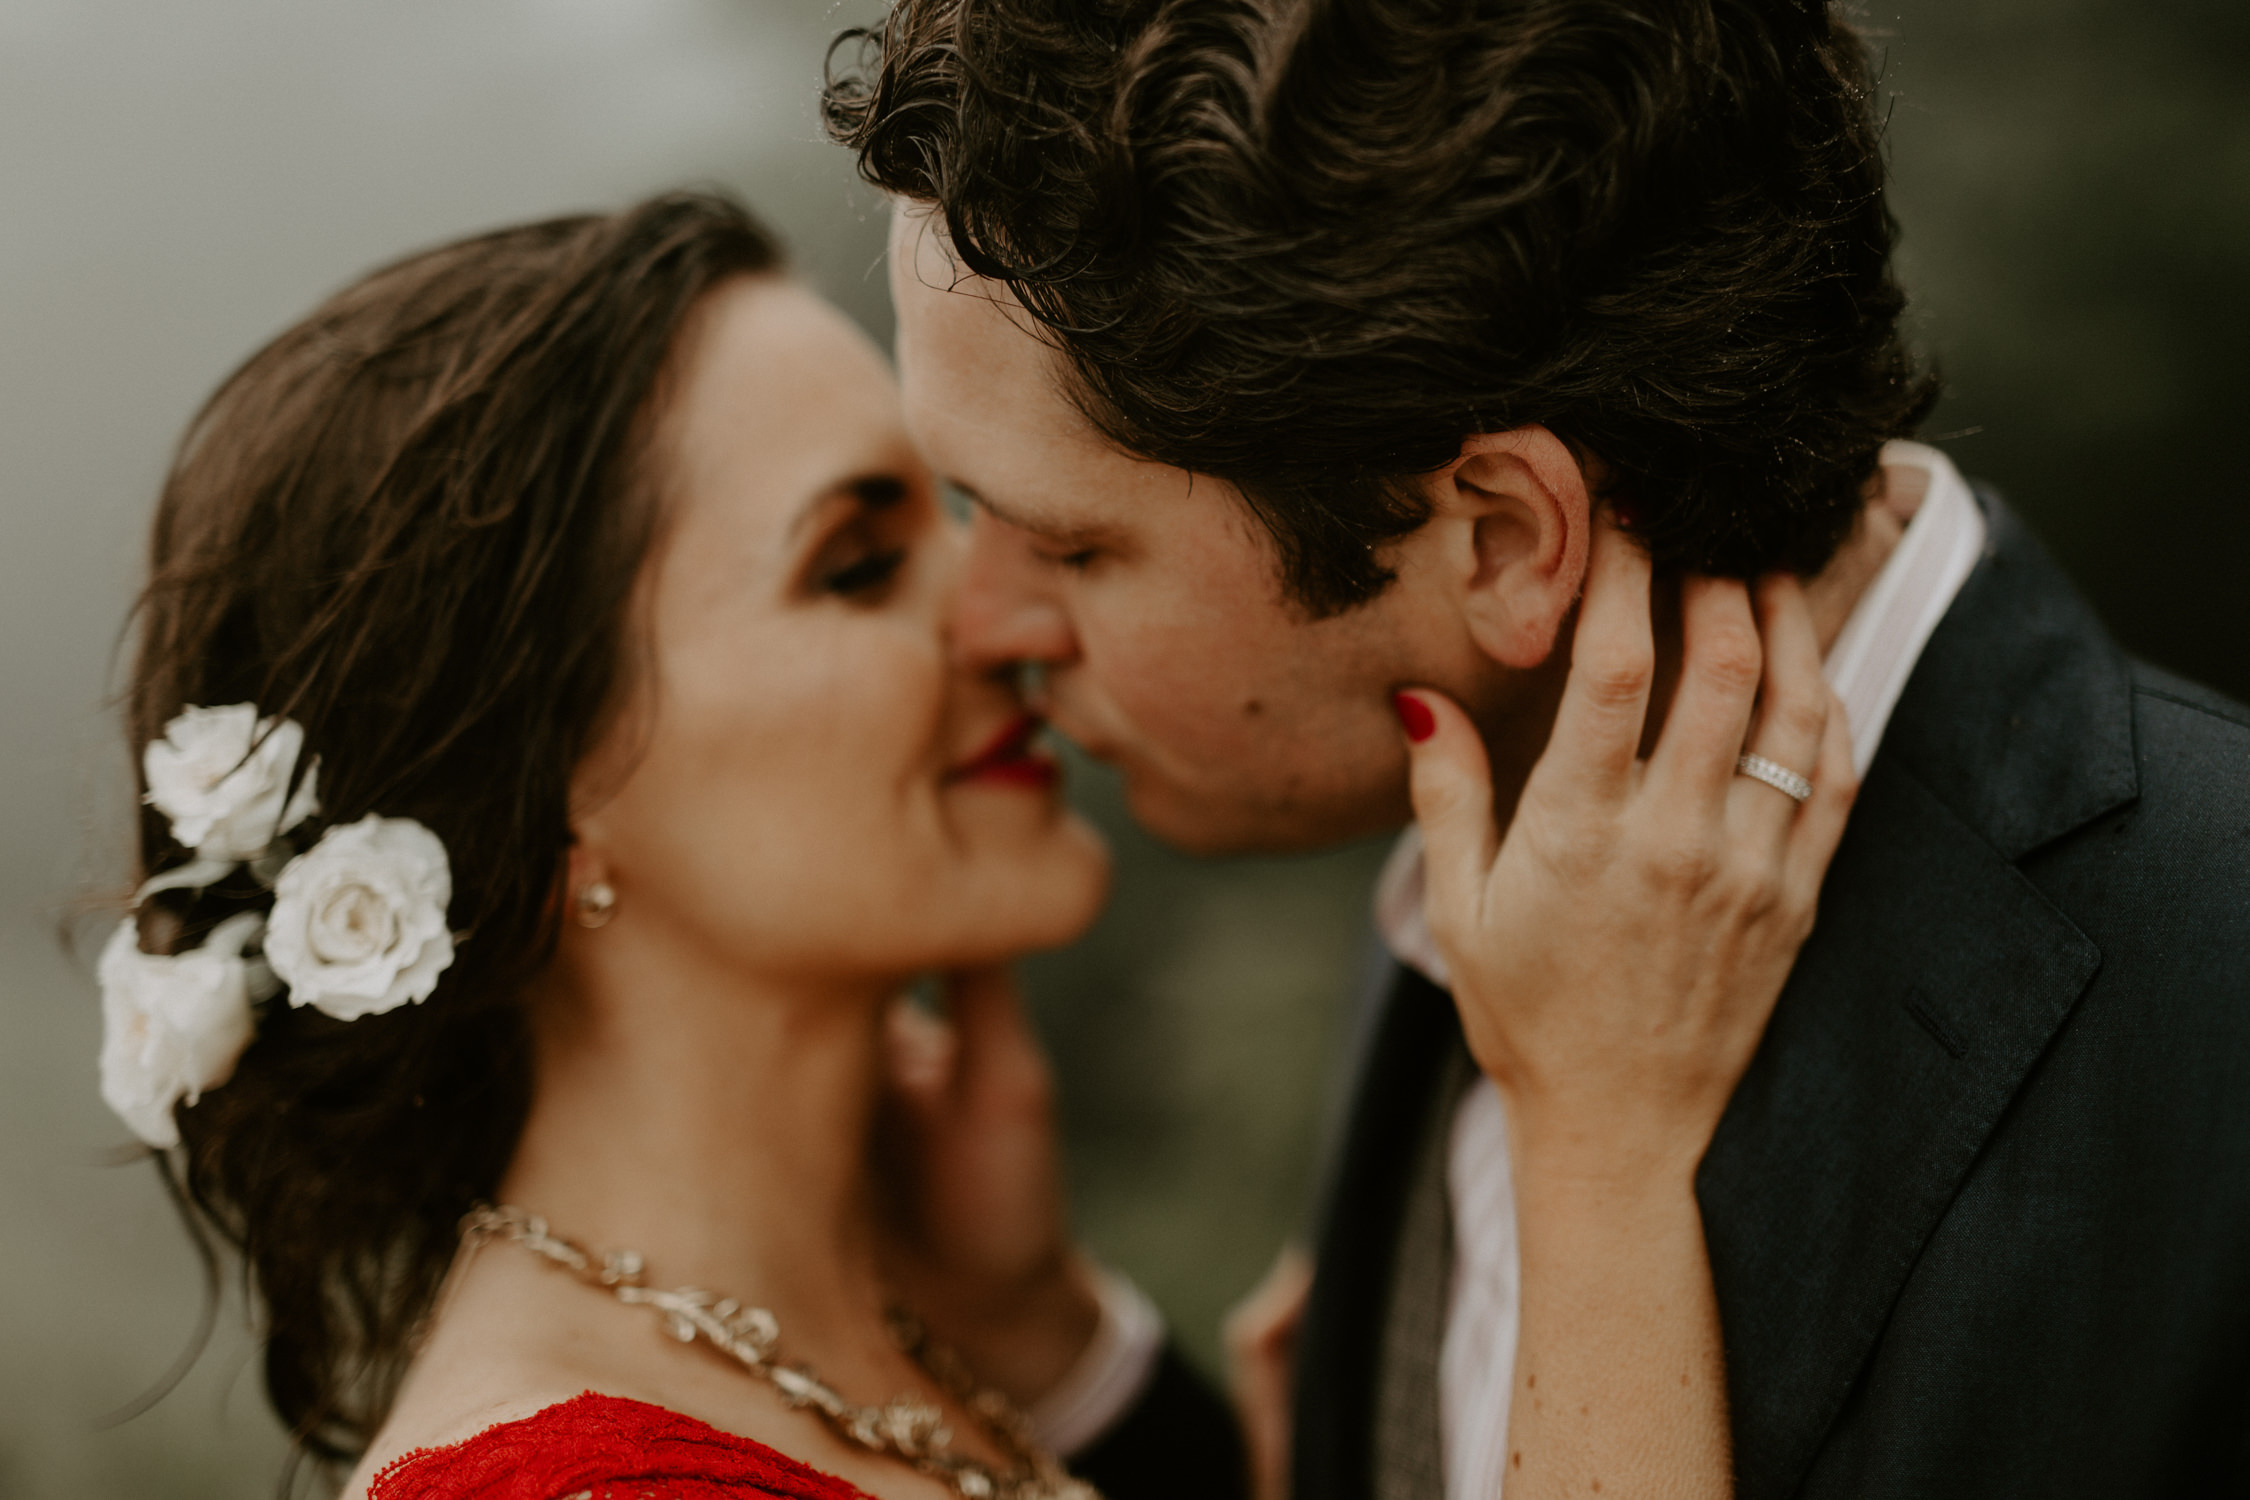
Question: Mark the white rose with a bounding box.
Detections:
[265,815,455,1021]
[98,912,263,1149]
[143,704,320,862]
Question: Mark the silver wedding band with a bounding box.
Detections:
[1736,752,1813,803]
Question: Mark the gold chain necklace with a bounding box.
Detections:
[462,1205,1100,1500]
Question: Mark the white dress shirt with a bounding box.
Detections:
[1026,1263,1168,1456]
[1372,441,1988,1500]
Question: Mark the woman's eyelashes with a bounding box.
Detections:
[807,474,918,599]
[819,543,907,597]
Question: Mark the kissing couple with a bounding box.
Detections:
[97,2,2250,1498]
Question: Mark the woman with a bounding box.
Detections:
[99,191,1847,1499]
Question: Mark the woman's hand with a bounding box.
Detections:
[871,966,1101,1407]
[1399,521,1855,1181]
[1224,1245,1313,1500]
[1394,519,1856,1500]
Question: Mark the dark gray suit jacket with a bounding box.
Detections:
[1292,493,2250,1499]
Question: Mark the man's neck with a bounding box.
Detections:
[1651,479,1914,745]
[1804,465,1921,655]
[1477,471,1915,826]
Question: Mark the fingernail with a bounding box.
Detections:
[1393,691,1436,743]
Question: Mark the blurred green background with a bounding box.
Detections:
[0,1,2242,1495]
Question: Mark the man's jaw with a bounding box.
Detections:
[1103,748,1410,857]
[1043,685,1415,853]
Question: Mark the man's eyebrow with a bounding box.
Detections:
[788,473,908,539]
[947,477,1105,546]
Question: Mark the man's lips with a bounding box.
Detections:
[946,713,1061,789]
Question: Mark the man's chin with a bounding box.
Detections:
[1120,769,1409,858]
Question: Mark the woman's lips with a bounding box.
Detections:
[947,713,1061,790]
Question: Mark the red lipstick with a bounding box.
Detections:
[947,713,1061,790]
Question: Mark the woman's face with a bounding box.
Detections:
[573,276,1109,985]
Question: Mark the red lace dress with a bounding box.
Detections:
[369,1392,873,1500]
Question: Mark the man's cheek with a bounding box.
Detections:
[1083,601,1257,745]
[1120,668,1267,764]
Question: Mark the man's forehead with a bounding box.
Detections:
[886,204,1233,542]
[895,259,1068,413]
[891,206,973,296]
[889,205,1041,352]
[891,226,1129,462]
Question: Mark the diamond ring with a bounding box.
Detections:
[1735,752,1813,803]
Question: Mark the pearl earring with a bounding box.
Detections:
[573,880,617,929]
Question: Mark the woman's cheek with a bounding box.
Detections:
[866,622,953,779]
[765,634,945,861]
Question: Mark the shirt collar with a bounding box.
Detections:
[1377,441,1987,987]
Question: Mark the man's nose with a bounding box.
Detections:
[950,509,1076,674]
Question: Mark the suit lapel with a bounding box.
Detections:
[1295,964,1461,1500]
[1698,494,2138,1500]
[1699,762,2101,1500]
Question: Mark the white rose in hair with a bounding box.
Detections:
[99,911,264,1149]
[265,814,455,1021]
[144,704,320,862]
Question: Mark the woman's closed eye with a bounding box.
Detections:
[803,473,916,599]
[820,545,907,596]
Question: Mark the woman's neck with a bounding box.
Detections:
[360,933,986,1500]
[498,926,901,1342]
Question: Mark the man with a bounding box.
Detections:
[830,2,2250,1497]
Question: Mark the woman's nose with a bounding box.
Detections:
[949,509,1076,674]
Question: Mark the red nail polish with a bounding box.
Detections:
[1393,691,1436,743]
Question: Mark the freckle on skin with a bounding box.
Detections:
[1526,1374,1536,1389]
[1243,697,1263,716]
[1512,1453,1522,1469]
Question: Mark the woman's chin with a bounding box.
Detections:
[946,816,1112,961]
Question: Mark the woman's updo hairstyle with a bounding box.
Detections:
[123,191,779,1463]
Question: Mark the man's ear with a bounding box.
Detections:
[1436,426,1592,669]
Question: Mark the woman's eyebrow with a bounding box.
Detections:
[847,474,908,510]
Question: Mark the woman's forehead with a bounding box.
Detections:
[659,277,913,540]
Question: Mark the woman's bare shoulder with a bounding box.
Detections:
[343,1384,593,1500]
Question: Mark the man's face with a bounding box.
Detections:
[890,212,1508,855]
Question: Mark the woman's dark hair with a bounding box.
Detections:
[123,191,779,1464]
[827,0,1940,615]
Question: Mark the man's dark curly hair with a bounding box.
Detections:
[826,0,1939,616]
